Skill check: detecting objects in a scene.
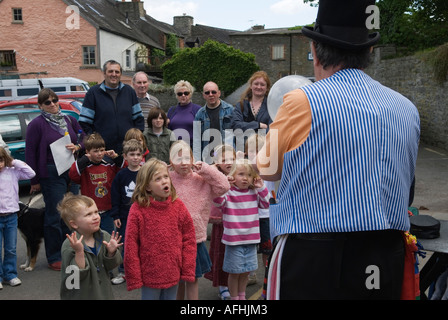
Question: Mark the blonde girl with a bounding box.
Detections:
[124,159,196,300]
[0,147,36,288]
[213,158,270,300]
[204,144,236,300]
[169,140,230,300]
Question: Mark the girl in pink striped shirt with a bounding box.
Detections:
[213,159,269,300]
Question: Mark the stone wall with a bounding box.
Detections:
[365,47,448,151]
[230,33,314,82]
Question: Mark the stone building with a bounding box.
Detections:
[229,26,314,82]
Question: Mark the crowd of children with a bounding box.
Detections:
[0,105,273,300]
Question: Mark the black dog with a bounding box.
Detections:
[18,198,45,272]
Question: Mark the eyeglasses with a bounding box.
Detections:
[43,98,59,106]
[204,90,217,95]
[177,91,190,97]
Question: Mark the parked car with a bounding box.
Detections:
[0,97,82,113]
[27,91,86,103]
[0,77,89,101]
[0,108,79,184]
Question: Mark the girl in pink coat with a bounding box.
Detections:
[169,141,230,300]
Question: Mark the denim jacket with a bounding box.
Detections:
[194,100,235,156]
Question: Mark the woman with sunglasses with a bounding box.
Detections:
[25,88,85,271]
[167,80,201,148]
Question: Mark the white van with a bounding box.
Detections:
[0,77,90,101]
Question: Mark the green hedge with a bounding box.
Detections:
[161,40,259,96]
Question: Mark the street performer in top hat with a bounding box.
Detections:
[256,0,420,299]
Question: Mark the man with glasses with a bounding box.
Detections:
[79,60,144,154]
[194,81,234,163]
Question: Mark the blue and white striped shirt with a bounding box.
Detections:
[270,69,420,239]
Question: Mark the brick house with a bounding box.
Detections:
[229,25,315,82]
[0,0,182,83]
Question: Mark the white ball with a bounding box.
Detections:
[267,75,312,120]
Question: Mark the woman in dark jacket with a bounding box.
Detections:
[231,71,273,151]
[25,88,85,271]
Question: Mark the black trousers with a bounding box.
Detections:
[279,230,405,300]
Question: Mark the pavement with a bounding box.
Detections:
[1,142,447,300]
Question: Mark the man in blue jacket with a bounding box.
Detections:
[79,60,144,154]
[194,81,234,163]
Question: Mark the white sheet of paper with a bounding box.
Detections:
[50,134,75,176]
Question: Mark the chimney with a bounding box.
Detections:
[116,0,146,20]
[252,25,265,30]
[173,14,194,36]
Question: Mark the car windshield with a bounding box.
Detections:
[0,114,22,142]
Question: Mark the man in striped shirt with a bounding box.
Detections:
[132,71,161,129]
[257,0,420,299]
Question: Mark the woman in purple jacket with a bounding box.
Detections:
[167,80,201,148]
[25,88,85,271]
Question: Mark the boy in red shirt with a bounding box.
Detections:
[69,133,124,234]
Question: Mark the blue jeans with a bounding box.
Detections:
[116,218,127,273]
[39,164,79,264]
[0,214,18,282]
[141,284,179,300]
[99,210,114,235]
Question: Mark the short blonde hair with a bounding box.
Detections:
[58,193,96,229]
[124,128,147,150]
[132,158,177,207]
[169,140,194,165]
[122,138,143,155]
[228,158,260,189]
[174,80,195,95]
[213,144,236,164]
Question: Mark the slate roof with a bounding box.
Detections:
[230,27,302,36]
[62,0,165,49]
[189,24,239,45]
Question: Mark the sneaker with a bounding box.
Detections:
[218,288,231,300]
[6,277,22,287]
[111,273,125,285]
[0,282,3,290]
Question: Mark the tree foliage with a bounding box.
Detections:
[377,0,448,52]
[161,40,259,96]
[303,0,448,53]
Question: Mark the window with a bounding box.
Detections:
[17,88,39,97]
[272,45,285,60]
[0,50,17,69]
[70,85,86,91]
[12,8,23,23]
[24,112,40,126]
[0,89,12,98]
[0,115,22,142]
[125,50,131,68]
[82,46,96,66]
[49,87,66,92]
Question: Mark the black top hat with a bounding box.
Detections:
[302,0,380,50]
